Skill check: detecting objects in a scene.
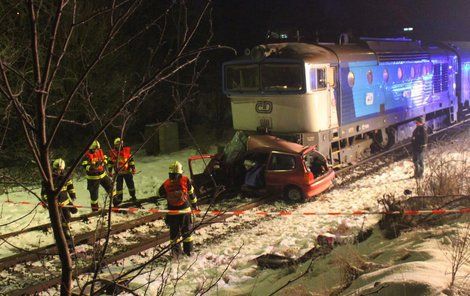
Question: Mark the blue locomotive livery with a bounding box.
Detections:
[223,38,470,166]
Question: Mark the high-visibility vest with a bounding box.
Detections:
[85,149,106,173]
[110,147,132,172]
[163,176,190,207]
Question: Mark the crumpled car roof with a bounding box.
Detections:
[247,135,308,154]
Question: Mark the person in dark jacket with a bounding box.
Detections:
[411,117,428,178]
[158,161,199,257]
[41,158,78,249]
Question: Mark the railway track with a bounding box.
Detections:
[0,196,158,241]
[335,118,470,182]
[0,193,234,270]
[5,197,270,295]
[1,119,468,295]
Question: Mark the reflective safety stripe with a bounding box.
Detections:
[59,197,71,206]
[170,239,180,244]
[183,236,193,243]
[188,187,194,195]
[167,207,191,215]
[68,189,76,194]
[129,188,136,192]
[85,165,91,171]
[190,196,197,204]
[86,172,107,180]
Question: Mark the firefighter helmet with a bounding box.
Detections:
[169,161,183,174]
[114,137,122,147]
[90,140,100,150]
[53,158,66,171]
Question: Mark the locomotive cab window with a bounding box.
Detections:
[225,63,304,93]
[260,64,304,92]
[225,64,260,92]
[309,68,327,90]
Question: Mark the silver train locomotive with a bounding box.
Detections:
[222,38,470,166]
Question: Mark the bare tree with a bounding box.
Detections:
[0,0,230,294]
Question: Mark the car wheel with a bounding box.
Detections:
[284,186,305,202]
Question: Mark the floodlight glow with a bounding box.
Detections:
[403,27,414,32]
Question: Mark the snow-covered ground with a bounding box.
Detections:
[1,129,468,295]
[116,158,418,295]
[0,147,210,256]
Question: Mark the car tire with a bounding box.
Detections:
[283,186,305,202]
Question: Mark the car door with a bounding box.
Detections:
[188,154,218,197]
[264,152,299,195]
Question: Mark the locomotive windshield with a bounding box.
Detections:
[225,63,304,93]
[225,64,259,91]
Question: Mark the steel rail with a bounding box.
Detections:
[0,196,159,240]
[7,198,269,295]
[335,118,470,178]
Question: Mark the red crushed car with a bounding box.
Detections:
[188,134,335,202]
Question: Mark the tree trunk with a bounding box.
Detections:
[47,193,73,295]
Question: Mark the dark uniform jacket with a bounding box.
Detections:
[41,172,76,206]
[158,176,197,213]
[411,125,428,153]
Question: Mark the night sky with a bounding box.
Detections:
[213,0,470,51]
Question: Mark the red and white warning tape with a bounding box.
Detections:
[2,200,470,217]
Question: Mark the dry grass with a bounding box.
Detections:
[416,134,470,196]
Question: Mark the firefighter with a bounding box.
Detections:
[41,158,78,247]
[81,140,117,211]
[109,137,137,203]
[158,161,199,256]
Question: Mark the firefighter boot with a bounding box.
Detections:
[183,241,193,256]
[130,194,142,208]
[130,194,137,203]
[112,194,123,207]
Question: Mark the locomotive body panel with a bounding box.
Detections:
[231,90,331,133]
[223,40,468,165]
